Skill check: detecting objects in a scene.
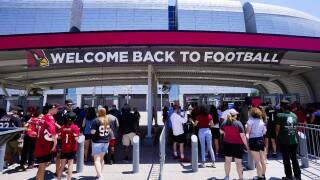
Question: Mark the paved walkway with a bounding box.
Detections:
[1,126,319,180]
[1,145,319,180]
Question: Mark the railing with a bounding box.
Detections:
[159,126,166,180]
[297,123,320,166]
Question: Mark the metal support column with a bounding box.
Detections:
[147,65,153,138]
[0,84,10,112]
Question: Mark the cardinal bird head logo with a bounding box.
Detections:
[27,50,49,68]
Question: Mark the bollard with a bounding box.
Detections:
[247,149,255,170]
[76,135,85,173]
[191,135,198,172]
[0,128,25,173]
[298,132,309,168]
[0,144,6,172]
[133,135,140,173]
[246,139,255,170]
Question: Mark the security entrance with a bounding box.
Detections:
[1,31,320,137]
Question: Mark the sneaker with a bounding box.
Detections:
[123,157,129,162]
[272,153,278,158]
[211,162,216,168]
[27,165,34,169]
[224,176,229,180]
[180,158,190,163]
[257,176,266,180]
[282,177,293,180]
[19,165,26,171]
[199,163,205,168]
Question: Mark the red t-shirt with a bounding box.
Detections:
[196,114,212,128]
[35,114,56,157]
[25,117,40,137]
[59,124,80,153]
[221,120,244,144]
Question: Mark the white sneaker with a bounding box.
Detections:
[199,163,205,168]
[211,162,216,168]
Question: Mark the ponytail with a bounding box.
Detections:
[98,108,109,129]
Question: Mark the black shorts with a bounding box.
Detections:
[60,152,76,160]
[211,128,220,139]
[84,134,92,140]
[36,153,54,163]
[249,137,265,152]
[223,142,244,159]
[56,139,62,153]
[173,134,186,144]
[265,128,276,139]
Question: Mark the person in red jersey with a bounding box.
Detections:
[19,106,40,170]
[57,112,80,180]
[35,104,58,180]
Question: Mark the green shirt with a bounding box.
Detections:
[275,112,298,145]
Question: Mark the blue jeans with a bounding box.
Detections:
[199,128,215,162]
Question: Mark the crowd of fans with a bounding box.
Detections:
[0,100,140,180]
[0,97,319,180]
[164,99,320,180]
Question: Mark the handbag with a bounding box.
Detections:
[183,121,194,134]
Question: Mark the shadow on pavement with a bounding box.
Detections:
[26,170,55,180]
[122,170,134,174]
[207,178,223,180]
[269,177,282,180]
[78,176,98,180]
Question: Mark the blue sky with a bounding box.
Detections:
[239,0,320,19]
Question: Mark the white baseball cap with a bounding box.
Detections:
[228,108,239,116]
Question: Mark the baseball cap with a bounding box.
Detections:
[66,112,77,121]
[47,103,59,109]
[65,99,74,105]
[228,108,239,116]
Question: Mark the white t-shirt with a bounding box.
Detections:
[246,117,266,138]
[170,112,187,136]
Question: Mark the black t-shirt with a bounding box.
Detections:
[265,107,277,128]
[55,108,70,126]
[109,109,121,120]
[119,111,137,135]
[0,114,22,128]
[91,118,114,143]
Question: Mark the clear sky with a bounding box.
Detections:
[239,0,320,19]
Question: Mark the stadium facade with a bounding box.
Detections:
[0,0,320,110]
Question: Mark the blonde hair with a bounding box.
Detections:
[250,107,262,119]
[98,108,109,129]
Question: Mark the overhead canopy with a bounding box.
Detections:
[0,31,320,103]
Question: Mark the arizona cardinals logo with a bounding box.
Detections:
[27,50,49,68]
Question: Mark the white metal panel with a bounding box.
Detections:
[81,0,168,31]
[250,2,320,22]
[303,70,320,102]
[279,76,313,104]
[261,82,283,94]
[249,2,320,37]
[177,0,246,32]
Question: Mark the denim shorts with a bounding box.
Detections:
[92,142,109,156]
